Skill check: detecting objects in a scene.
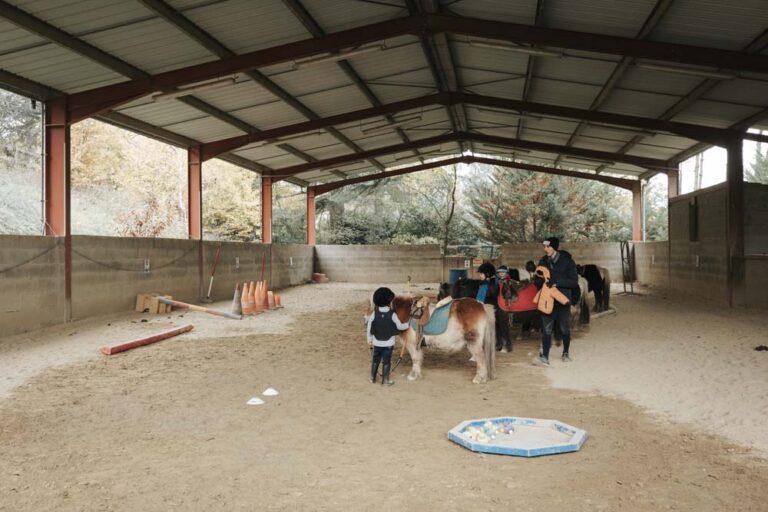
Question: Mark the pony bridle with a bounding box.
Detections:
[409,296,426,319]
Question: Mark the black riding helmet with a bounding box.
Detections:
[478,262,496,279]
[372,287,395,307]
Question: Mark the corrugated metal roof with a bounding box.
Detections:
[1,0,767,184]
[651,0,768,50]
[544,0,658,37]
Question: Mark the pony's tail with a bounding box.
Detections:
[602,268,611,310]
[579,294,591,325]
[483,304,496,380]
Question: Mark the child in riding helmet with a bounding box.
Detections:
[366,287,410,386]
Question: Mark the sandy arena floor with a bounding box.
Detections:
[0,283,767,511]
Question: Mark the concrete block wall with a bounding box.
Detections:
[0,236,314,338]
[744,257,768,308]
[202,241,271,302]
[633,241,669,288]
[501,242,623,280]
[270,244,313,290]
[0,235,66,338]
[669,185,728,301]
[71,236,200,319]
[315,244,443,283]
[745,183,768,255]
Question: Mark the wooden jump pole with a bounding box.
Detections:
[100,324,194,355]
[158,297,242,320]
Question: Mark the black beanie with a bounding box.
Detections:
[543,237,560,250]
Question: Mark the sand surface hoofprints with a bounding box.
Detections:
[0,283,766,511]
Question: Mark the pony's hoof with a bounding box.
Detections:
[468,355,476,362]
[472,375,488,384]
[500,347,508,353]
[407,372,420,381]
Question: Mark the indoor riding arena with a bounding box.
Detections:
[2,1,768,511]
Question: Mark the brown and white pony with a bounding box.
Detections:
[391,295,496,384]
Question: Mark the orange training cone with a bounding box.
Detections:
[253,281,264,313]
[241,282,251,315]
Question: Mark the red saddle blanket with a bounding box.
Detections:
[498,283,538,313]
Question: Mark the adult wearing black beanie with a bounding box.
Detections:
[534,236,578,364]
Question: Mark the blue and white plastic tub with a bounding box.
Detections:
[447,416,587,457]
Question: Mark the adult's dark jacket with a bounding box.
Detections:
[534,250,579,303]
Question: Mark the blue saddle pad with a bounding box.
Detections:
[413,301,452,336]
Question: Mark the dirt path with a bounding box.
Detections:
[1,285,766,511]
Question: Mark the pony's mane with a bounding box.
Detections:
[392,296,414,324]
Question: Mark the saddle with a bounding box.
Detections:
[498,282,538,313]
[412,297,452,336]
[532,266,570,315]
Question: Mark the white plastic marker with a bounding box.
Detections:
[247,397,265,405]
[262,387,279,397]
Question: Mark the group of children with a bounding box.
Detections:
[365,236,577,384]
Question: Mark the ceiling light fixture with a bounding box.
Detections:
[468,39,563,58]
[636,62,736,80]
[152,76,238,101]
[293,43,386,69]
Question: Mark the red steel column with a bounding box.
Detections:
[631,182,643,241]
[44,97,71,321]
[188,145,202,240]
[726,138,745,306]
[306,186,316,245]
[261,176,273,243]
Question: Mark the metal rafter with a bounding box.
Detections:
[552,0,676,168]
[605,26,768,177]
[282,0,422,163]
[314,155,635,195]
[270,131,671,179]
[135,0,354,177]
[55,13,768,121]
[199,91,736,161]
[516,0,546,140]
[407,0,464,154]
[0,0,274,150]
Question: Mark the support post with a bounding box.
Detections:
[667,168,679,199]
[306,186,316,246]
[187,145,202,240]
[187,145,204,299]
[261,176,273,244]
[726,138,745,306]
[44,97,71,322]
[667,167,679,290]
[631,182,643,241]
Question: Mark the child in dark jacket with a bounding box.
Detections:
[366,287,410,386]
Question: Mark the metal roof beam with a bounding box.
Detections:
[406,0,464,152]
[139,0,376,173]
[430,13,768,74]
[516,0,546,140]
[282,0,419,162]
[0,0,261,139]
[552,0,676,168]
[314,155,635,195]
[271,131,670,179]
[60,13,768,120]
[603,25,768,173]
[200,91,734,160]
[0,69,61,101]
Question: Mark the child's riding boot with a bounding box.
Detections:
[381,362,394,386]
[370,360,380,383]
